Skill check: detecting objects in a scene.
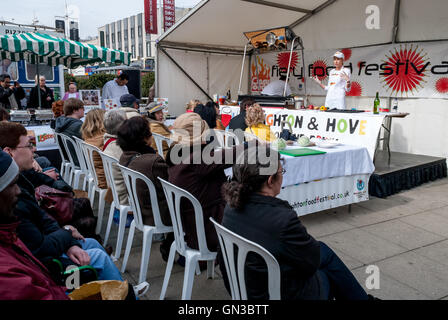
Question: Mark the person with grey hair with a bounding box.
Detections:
[103,109,128,205]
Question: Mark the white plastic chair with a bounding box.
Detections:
[118,165,173,283]
[214,130,242,148]
[210,218,281,300]
[72,136,91,191]
[98,152,132,260]
[79,141,108,235]
[53,132,73,183]
[152,133,173,159]
[58,134,84,189]
[158,178,217,300]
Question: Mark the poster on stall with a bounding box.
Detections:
[80,90,100,106]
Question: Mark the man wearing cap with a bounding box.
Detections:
[0,150,69,299]
[146,102,171,158]
[119,93,141,119]
[313,51,351,110]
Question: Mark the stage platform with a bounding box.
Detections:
[369,150,447,198]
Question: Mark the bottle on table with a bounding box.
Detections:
[373,92,380,114]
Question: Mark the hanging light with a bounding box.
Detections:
[266,32,277,47]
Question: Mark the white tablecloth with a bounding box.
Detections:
[280,144,375,188]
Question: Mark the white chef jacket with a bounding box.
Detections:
[261,80,292,96]
[324,68,351,110]
[102,79,129,106]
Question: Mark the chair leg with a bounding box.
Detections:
[207,260,215,279]
[82,174,87,191]
[121,220,136,273]
[87,180,94,204]
[60,164,65,182]
[195,262,201,276]
[73,171,81,190]
[159,241,176,300]
[113,207,128,260]
[103,205,115,246]
[95,190,106,235]
[182,255,198,300]
[138,229,154,284]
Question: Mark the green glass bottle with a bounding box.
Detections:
[373,92,380,114]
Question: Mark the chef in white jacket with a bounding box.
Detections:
[313,51,351,110]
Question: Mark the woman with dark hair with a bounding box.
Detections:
[194,102,217,129]
[220,147,371,300]
[117,116,173,259]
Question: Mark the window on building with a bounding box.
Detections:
[111,33,115,43]
[117,31,121,42]
[146,42,151,57]
[138,44,143,57]
[124,29,128,41]
[131,27,135,39]
[131,45,136,58]
[138,26,142,37]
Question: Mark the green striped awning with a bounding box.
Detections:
[0,32,131,68]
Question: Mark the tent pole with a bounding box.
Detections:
[284,36,299,97]
[238,42,250,95]
[36,59,42,109]
[392,0,401,43]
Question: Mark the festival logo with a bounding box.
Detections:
[276,52,299,71]
[311,58,329,81]
[435,78,448,94]
[357,179,365,191]
[251,57,270,92]
[381,44,429,96]
[341,48,352,61]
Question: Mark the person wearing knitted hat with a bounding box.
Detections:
[312,51,351,110]
[165,112,246,256]
[146,102,171,158]
[0,150,69,300]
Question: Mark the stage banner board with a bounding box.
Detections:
[220,106,384,160]
[26,126,58,151]
[163,0,176,31]
[278,174,370,216]
[251,41,448,99]
[144,0,158,35]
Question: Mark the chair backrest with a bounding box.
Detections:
[214,130,242,148]
[152,133,173,159]
[158,177,213,256]
[53,131,70,164]
[79,141,103,188]
[58,133,80,169]
[118,164,172,231]
[72,136,89,175]
[210,218,281,300]
[98,151,121,207]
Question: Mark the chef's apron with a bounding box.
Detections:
[325,68,351,110]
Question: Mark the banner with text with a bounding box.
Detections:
[279,174,370,216]
[26,126,58,151]
[144,0,158,35]
[251,41,448,99]
[163,0,176,31]
[220,106,385,160]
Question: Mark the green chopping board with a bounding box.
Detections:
[279,148,327,157]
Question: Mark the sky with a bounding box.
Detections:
[0,0,202,39]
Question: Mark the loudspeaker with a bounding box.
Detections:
[123,69,141,99]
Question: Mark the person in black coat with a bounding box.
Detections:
[0,74,25,109]
[228,98,255,132]
[219,147,370,300]
[29,76,54,109]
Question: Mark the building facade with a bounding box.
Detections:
[98,8,189,70]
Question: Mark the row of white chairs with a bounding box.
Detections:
[54,130,280,300]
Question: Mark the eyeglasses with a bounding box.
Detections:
[15,143,35,150]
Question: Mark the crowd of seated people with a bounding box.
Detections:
[0,95,374,301]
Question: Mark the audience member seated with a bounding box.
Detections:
[228,98,255,132]
[0,150,69,300]
[194,102,217,129]
[103,109,128,205]
[220,147,370,300]
[62,82,80,101]
[81,109,108,191]
[0,122,123,281]
[119,94,141,119]
[245,103,275,142]
[185,99,201,113]
[0,107,10,122]
[50,100,65,129]
[166,112,245,253]
[146,102,171,158]
[213,101,225,130]
[55,98,85,167]
[117,116,173,258]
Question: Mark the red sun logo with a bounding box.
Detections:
[277,52,299,71]
[381,45,428,96]
[341,48,352,61]
[311,59,328,81]
[347,81,363,96]
[435,78,448,94]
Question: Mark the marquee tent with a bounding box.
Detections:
[156,0,448,160]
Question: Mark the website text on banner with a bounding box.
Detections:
[251,41,448,99]
[220,106,384,160]
[278,174,370,216]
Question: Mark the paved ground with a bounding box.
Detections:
[101,177,448,300]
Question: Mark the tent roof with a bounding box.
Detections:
[159,0,448,52]
[0,32,131,68]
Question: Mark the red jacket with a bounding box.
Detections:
[0,222,69,300]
